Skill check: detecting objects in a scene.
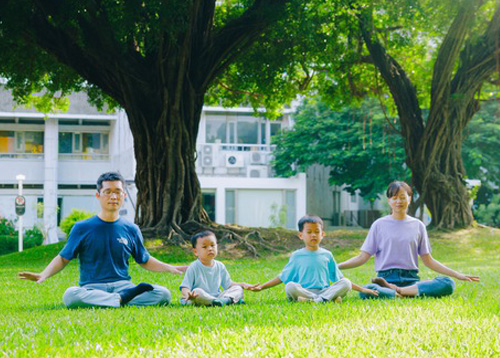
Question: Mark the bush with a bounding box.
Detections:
[0,224,44,255]
[475,193,500,228]
[0,217,16,236]
[0,235,18,255]
[60,209,95,236]
[24,226,44,248]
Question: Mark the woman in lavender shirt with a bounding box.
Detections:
[338,181,479,299]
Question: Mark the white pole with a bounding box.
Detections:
[16,174,25,252]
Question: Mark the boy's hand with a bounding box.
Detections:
[248,284,263,292]
[239,283,255,290]
[361,287,379,296]
[185,291,198,301]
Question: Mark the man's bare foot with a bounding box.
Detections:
[334,296,342,304]
[372,277,400,292]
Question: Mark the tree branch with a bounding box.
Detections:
[198,0,289,89]
[357,6,424,164]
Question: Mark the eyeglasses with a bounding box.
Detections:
[100,190,125,197]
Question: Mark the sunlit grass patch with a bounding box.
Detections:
[0,227,498,357]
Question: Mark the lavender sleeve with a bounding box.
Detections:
[417,222,431,255]
[360,222,378,255]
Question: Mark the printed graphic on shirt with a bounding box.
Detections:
[117,237,128,246]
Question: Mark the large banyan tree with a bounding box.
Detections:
[0,0,297,236]
[355,0,500,228]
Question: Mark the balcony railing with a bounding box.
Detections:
[59,153,110,161]
[0,153,44,159]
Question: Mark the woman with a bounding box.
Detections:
[338,181,479,298]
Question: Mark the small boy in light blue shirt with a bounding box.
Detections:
[251,215,378,302]
[180,230,253,306]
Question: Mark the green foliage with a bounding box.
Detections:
[0,217,16,236]
[463,100,500,188]
[269,203,288,228]
[0,222,44,255]
[60,209,94,236]
[475,194,500,228]
[0,228,498,356]
[273,99,411,202]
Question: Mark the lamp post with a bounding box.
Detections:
[15,174,26,252]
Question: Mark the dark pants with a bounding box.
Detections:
[360,268,455,299]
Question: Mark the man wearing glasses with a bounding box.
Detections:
[19,172,186,308]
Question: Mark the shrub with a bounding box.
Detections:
[475,193,500,228]
[0,217,16,236]
[24,226,44,248]
[60,209,95,236]
[0,235,18,255]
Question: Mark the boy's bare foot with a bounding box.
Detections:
[297,296,313,302]
[334,297,342,303]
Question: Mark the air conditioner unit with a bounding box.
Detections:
[250,151,267,165]
[247,166,268,178]
[225,153,244,168]
[201,145,215,167]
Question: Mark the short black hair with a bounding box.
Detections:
[297,215,323,232]
[386,181,413,198]
[190,230,216,248]
[96,172,126,192]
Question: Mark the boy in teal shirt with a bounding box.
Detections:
[251,215,378,302]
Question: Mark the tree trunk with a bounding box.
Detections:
[124,84,210,237]
[358,1,500,228]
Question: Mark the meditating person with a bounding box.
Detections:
[19,171,187,308]
[338,181,480,299]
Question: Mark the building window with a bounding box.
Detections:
[202,191,216,221]
[237,116,258,144]
[206,115,227,143]
[351,192,357,203]
[0,131,43,157]
[0,131,15,152]
[59,132,109,159]
[285,190,296,229]
[225,190,236,224]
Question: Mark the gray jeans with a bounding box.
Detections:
[62,280,171,308]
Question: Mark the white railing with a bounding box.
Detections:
[205,143,276,152]
[58,153,110,161]
[0,153,44,159]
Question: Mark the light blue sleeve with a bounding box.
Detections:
[180,263,196,291]
[328,252,341,283]
[278,254,297,284]
[220,263,232,291]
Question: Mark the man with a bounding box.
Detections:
[19,172,186,308]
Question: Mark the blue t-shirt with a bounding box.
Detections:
[278,248,343,290]
[59,216,150,286]
[180,259,232,297]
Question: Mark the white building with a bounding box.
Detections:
[0,90,307,241]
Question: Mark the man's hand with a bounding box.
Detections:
[18,272,45,284]
[165,265,189,275]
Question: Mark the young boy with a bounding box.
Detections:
[251,215,378,302]
[180,230,253,306]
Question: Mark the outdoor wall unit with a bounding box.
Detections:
[225,153,244,168]
[247,166,268,178]
[250,151,267,165]
[201,144,214,167]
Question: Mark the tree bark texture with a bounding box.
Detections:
[359,1,500,228]
[16,0,288,236]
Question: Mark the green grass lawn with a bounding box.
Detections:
[1,227,499,357]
